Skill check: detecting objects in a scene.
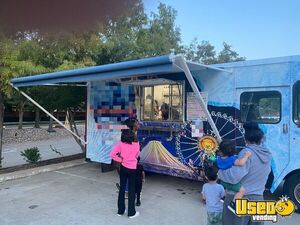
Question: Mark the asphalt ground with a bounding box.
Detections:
[0,162,299,225]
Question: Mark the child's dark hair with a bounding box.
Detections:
[122,117,138,130]
[244,122,264,144]
[204,165,219,181]
[219,140,236,157]
[121,129,135,144]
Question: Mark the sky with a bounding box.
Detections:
[144,0,300,60]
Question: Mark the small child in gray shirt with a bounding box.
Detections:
[202,166,225,225]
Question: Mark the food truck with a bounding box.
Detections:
[11,54,300,210]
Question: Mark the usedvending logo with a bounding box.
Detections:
[236,196,295,222]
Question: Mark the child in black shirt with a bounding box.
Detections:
[136,157,145,206]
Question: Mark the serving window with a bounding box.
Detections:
[142,83,184,121]
[240,91,281,124]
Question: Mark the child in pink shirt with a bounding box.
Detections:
[110,129,140,218]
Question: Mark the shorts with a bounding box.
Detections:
[219,179,242,192]
[207,212,222,225]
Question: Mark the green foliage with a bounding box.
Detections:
[98,1,148,62]
[0,36,48,96]
[0,2,247,161]
[183,40,245,65]
[145,3,182,55]
[36,32,100,69]
[25,85,85,113]
[1,1,246,118]
[217,42,246,63]
[20,147,41,163]
[98,2,182,62]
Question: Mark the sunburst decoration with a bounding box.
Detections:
[176,111,246,168]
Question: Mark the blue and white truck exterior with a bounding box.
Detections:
[11,54,300,210]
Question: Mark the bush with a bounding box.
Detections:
[21,147,41,163]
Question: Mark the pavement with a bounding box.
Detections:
[2,136,82,168]
[0,159,86,183]
[0,162,299,225]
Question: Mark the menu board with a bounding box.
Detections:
[187,92,208,121]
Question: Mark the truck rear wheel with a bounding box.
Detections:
[283,174,300,213]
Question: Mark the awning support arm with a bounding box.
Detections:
[10,84,87,145]
[173,55,222,142]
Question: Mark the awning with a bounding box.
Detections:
[10,54,230,142]
[11,54,230,87]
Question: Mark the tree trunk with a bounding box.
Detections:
[0,90,4,168]
[67,108,85,152]
[34,108,40,128]
[18,101,26,129]
[47,110,55,132]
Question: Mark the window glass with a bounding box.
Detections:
[293,81,300,124]
[143,87,152,120]
[240,91,281,124]
[154,85,170,120]
[171,84,183,120]
[141,83,183,121]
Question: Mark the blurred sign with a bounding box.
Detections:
[191,120,204,137]
[187,92,208,121]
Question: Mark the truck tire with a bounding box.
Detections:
[283,174,300,213]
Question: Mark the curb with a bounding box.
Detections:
[0,159,86,183]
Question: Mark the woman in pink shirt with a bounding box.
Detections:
[110,129,140,218]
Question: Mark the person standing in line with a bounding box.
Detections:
[135,156,145,206]
[202,165,225,225]
[217,140,251,214]
[220,123,272,225]
[116,117,140,198]
[110,129,140,218]
[123,117,140,141]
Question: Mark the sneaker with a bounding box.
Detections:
[136,201,141,206]
[128,211,140,219]
[220,196,225,203]
[117,209,126,216]
[227,201,239,216]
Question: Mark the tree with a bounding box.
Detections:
[0,87,4,167]
[0,2,247,162]
[184,40,217,64]
[98,2,182,62]
[0,37,24,167]
[6,33,49,130]
[57,86,86,152]
[6,91,28,129]
[17,32,98,132]
[217,42,246,63]
[183,40,245,65]
[0,35,47,166]
[138,3,182,57]
[25,87,44,128]
[196,41,218,64]
[28,84,86,151]
[98,0,148,63]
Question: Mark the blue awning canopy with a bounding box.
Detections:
[11,54,228,142]
[11,54,229,87]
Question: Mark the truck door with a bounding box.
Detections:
[237,87,290,189]
[285,81,300,209]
